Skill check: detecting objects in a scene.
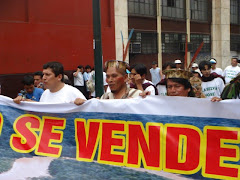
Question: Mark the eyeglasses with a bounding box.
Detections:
[105,60,129,70]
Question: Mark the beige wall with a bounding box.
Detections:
[211,0,231,69]
[114,0,129,63]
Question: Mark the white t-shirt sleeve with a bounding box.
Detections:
[145,85,156,95]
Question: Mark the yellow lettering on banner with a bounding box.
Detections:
[97,120,126,167]
[35,116,66,158]
[202,126,240,180]
[0,113,3,136]
[75,119,101,162]
[10,114,41,153]
[125,122,163,171]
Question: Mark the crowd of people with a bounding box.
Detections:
[12,57,240,105]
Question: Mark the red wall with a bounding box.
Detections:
[0,0,115,75]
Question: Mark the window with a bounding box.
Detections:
[161,0,185,19]
[231,35,240,52]
[190,0,208,21]
[128,0,156,17]
[190,34,211,52]
[162,33,211,53]
[230,0,239,24]
[162,33,185,53]
[130,32,158,54]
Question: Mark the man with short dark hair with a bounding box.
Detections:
[40,61,86,104]
[149,61,162,86]
[13,75,44,104]
[73,65,85,96]
[33,71,44,89]
[223,57,240,84]
[210,58,223,76]
[199,60,225,98]
[130,63,158,95]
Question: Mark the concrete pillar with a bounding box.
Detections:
[114,0,129,63]
[211,0,231,69]
[157,0,162,69]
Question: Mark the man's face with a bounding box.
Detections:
[42,68,62,90]
[106,67,127,93]
[152,64,157,69]
[24,84,35,94]
[211,63,216,69]
[34,75,42,87]
[192,67,198,71]
[201,65,211,77]
[176,63,182,69]
[231,58,238,67]
[167,79,190,97]
[130,68,143,84]
[86,68,91,73]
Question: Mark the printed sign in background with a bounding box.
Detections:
[0,95,239,180]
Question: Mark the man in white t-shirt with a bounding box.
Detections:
[40,61,86,105]
[73,65,85,96]
[223,57,240,84]
[199,60,225,98]
[149,61,162,86]
[130,63,158,95]
[210,58,223,76]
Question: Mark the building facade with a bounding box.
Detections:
[0,0,116,98]
[122,0,240,75]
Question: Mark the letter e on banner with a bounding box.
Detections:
[10,114,41,153]
[203,126,240,180]
[36,116,66,158]
[98,121,126,166]
[164,124,202,175]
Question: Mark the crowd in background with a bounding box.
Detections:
[10,56,240,105]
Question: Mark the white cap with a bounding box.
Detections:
[192,63,198,68]
[174,59,182,64]
[209,59,216,64]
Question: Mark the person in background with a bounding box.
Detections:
[83,65,92,99]
[210,58,223,76]
[191,63,202,77]
[130,63,158,95]
[174,59,182,69]
[149,61,162,86]
[73,65,86,96]
[190,76,205,98]
[156,62,175,96]
[101,60,142,99]
[199,60,225,99]
[40,61,86,105]
[13,75,44,104]
[33,71,44,89]
[223,57,240,84]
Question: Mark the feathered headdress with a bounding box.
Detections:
[221,74,240,99]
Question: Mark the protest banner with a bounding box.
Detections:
[0,95,239,179]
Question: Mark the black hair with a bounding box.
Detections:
[43,61,64,82]
[162,62,176,70]
[77,65,83,69]
[34,71,43,77]
[85,65,91,69]
[22,75,34,86]
[199,60,211,71]
[166,78,195,97]
[130,63,147,76]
